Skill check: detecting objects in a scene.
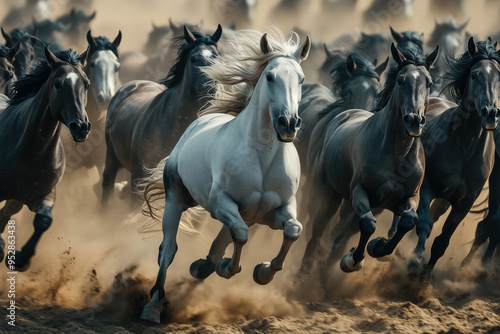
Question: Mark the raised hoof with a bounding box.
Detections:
[407,258,424,278]
[5,251,31,272]
[340,252,363,273]
[140,306,160,323]
[367,237,388,258]
[253,262,274,285]
[189,257,216,280]
[215,257,241,279]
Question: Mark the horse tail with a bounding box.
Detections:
[138,156,168,223]
[138,157,202,235]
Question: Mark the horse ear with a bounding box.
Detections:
[44,46,59,68]
[375,57,389,77]
[184,25,196,44]
[260,33,273,54]
[1,27,14,47]
[212,24,222,43]
[426,45,439,68]
[228,22,236,31]
[112,30,122,48]
[86,29,96,47]
[152,21,157,29]
[79,46,90,66]
[346,54,357,76]
[8,42,20,61]
[390,26,403,43]
[169,18,181,31]
[468,36,477,57]
[323,43,335,58]
[390,42,405,65]
[294,35,310,62]
[87,10,97,21]
[459,19,469,32]
[495,41,498,49]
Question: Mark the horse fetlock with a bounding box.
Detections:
[340,252,364,273]
[33,213,53,232]
[215,257,241,279]
[359,212,376,234]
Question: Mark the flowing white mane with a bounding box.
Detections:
[200,28,301,116]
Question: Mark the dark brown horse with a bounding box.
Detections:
[0,43,19,97]
[299,44,438,281]
[409,38,500,278]
[0,47,90,270]
[101,25,222,209]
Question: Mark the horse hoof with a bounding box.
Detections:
[340,252,363,273]
[190,257,216,280]
[215,257,241,279]
[253,262,274,285]
[407,258,423,277]
[367,237,388,258]
[141,306,160,323]
[5,251,31,272]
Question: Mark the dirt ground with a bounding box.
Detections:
[2,0,500,333]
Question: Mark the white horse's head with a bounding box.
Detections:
[259,33,310,142]
[85,30,122,110]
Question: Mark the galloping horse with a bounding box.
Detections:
[62,30,121,174]
[299,44,438,279]
[140,30,310,323]
[101,25,222,209]
[409,38,499,277]
[0,48,90,270]
[0,43,19,97]
[2,28,39,80]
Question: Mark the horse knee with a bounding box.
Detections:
[34,213,52,232]
[284,220,302,240]
[230,224,249,244]
[416,218,432,238]
[359,212,376,235]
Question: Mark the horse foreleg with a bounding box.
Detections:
[253,200,302,285]
[211,192,249,279]
[368,194,419,258]
[13,197,54,271]
[141,193,188,323]
[340,184,375,273]
[0,200,23,262]
[100,141,121,210]
[387,215,400,239]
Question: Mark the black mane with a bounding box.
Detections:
[375,49,428,110]
[0,44,9,59]
[444,39,500,102]
[9,49,81,105]
[330,52,379,97]
[397,30,424,53]
[89,36,119,59]
[159,31,217,88]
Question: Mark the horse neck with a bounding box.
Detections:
[167,68,210,116]
[20,81,62,153]
[455,97,488,150]
[379,92,416,156]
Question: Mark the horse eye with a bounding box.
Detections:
[300,77,305,84]
[266,74,273,82]
[471,73,477,80]
[90,62,96,68]
[116,64,121,71]
[54,81,62,89]
[427,81,433,88]
[397,77,404,86]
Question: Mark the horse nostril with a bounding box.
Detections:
[420,115,426,125]
[69,122,80,134]
[277,116,288,129]
[296,117,302,129]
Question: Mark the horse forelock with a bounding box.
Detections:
[88,36,119,59]
[199,29,302,117]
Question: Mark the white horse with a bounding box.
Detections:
[139,29,310,323]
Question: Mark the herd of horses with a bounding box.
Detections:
[1,0,500,324]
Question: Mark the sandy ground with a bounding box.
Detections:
[2,0,500,333]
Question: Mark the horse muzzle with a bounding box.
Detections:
[274,115,301,143]
[403,113,425,137]
[480,107,498,131]
[69,121,92,142]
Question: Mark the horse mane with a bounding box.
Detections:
[89,36,119,59]
[9,49,81,105]
[7,28,32,45]
[0,44,9,59]
[398,31,424,53]
[375,49,428,111]
[159,32,217,88]
[200,29,301,116]
[443,39,500,102]
[330,52,379,98]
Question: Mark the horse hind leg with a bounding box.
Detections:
[0,200,23,263]
[141,169,194,323]
[253,202,302,285]
[480,212,500,264]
